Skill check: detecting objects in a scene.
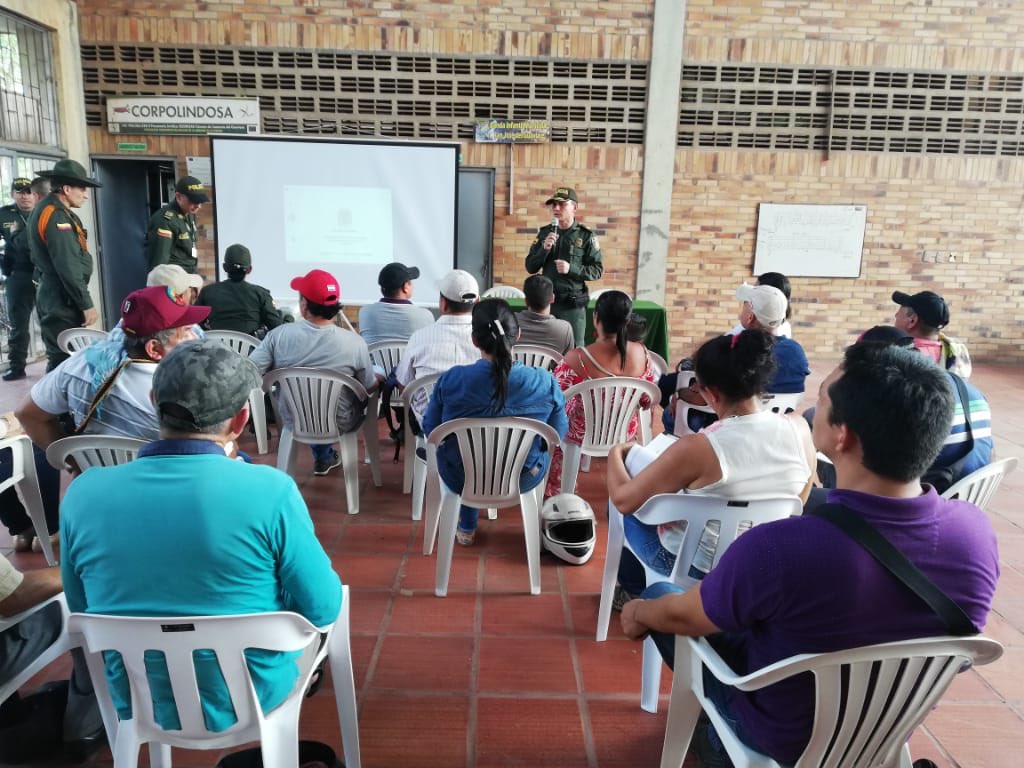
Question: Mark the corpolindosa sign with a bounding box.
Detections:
[106,97,261,136]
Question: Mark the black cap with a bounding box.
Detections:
[175,176,209,203]
[378,262,420,293]
[892,290,949,330]
[11,178,31,192]
[224,243,251,268]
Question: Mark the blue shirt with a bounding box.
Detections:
[932,372,993,480]
[768,336,810,394]
[60,438,341,732]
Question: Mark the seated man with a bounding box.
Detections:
[250,268,377,476]
[515,275,575,354]
[892,289,971,378]
[393,269,481,424]
[0,556,101,758]
[16,285,208,449]
[733,282,808,396]
[621,343,998,766]
[358,261,434,345]
[197,244,285,338]
[59,338,341,732]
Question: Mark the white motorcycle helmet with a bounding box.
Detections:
[541,493,597,565]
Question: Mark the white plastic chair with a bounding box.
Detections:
[69,584,361,768]
[262,367,381,515]
[638,351,670,444]
[57,326,106,353]
[0,434,56,566]
[596,493,801,712]
[660,633,1003,768]
[426,417,561,596]
[672,400,718,437]
[0,594,75,705]
[364,339,408,470]
[941,456,1018,510]
[560,377,661,494]
[646,351,669,378]
[45,435,146,474]
[512,344,563,372]
[482,285,526,299]
[205,330,270,455]
[761,391,803,414]
[401,372,442,519]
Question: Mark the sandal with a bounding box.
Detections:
[455,528,476,547]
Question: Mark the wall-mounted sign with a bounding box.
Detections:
[106,97,260,136]
[474,119,550,143]
[116,142,148,152]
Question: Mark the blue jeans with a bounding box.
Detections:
[311,443,336,462]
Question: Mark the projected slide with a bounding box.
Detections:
[210,136,458,305]
[284,185,393,264]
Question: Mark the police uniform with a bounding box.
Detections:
[1,186,37,377]
[196,244,283,338]
[146,201,199,273]
[524,186,603,344]
[28,160,101,371]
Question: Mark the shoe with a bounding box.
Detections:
[63,724,108,764]
[13,533,33,552]
[2,368,25,381]
[612,583,634,612]
[455,528,476,546]
[313,449,342,476]
[691,713,734,768]
[32,532,60,553]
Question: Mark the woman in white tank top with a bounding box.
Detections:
[606,329,816,597]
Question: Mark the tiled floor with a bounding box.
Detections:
[2,358,1023,767]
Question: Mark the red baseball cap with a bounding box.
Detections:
[120,285,210,337]
[290,269,340,306]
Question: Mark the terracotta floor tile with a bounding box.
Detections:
[476,696,589,768]
[371,635,474,691]
[387,591,479,634]
[336,522,418,554]
[478,636,577,693]
[480,593,569,637]
[576,637,647,695]
[562,558,607,594]
[976,645,1024,703]
[480,551,559,595]
[347,589,393,635]
[921,702,1024,768]
[399,550,481,592]
[358,692,469,768]
[587,698,671,768]
[330,553,404,589]
[569,593,618,641]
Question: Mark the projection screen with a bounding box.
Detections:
[209,135,459,306]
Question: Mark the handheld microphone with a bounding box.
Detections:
[545,217,559,252]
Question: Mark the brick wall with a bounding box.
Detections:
[78,0,1024,363]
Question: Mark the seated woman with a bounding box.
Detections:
[545,290,658,498]
[606,329,816,597]
[422,299,568,546]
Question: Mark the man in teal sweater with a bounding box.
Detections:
[60,338,341,731]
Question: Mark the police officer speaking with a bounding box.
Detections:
[524,186,603,345]
[146,175,209,274]
[1,177,43,381]
[28,159,102,372]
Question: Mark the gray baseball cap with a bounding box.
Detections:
[152,338,261,431]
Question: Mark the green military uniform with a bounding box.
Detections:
[525,218,603,345]
[1,198,36,376]
[146,201,199,273]
[197,279,283,338]
[28,191,95,371]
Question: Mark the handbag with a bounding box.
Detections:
[811,502,978,636]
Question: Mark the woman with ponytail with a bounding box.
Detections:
[422,299,568,546]
[605,328,816,597]
[544,290,658,497]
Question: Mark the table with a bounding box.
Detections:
[503,298,670,361]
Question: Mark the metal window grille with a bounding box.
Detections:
[0,11,60,148]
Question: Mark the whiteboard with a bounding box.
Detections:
[754,203,866,278]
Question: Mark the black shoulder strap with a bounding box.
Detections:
[812,503,978,636]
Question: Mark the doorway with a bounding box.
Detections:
[91,157,176,328]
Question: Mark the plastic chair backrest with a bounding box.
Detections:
[68,610,324,752]
[513,344,563,372]
[562,376,661,453]
[666,634,1003,768]
[262,367,369,442]
[426,416,561,508]
[482,285,526,299]
[761,391,803,414]
[646,351,669,378]
[45,435,147,473]
[57,327,106,353]
[0,434,56,565]
[205,330,260,356]
[0,594,74,705]
[635,493,801,586]
[940,456,1018,509]
[367,339,407,381]
[400,372,442,436]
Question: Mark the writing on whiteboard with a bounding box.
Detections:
[754,204,867,278]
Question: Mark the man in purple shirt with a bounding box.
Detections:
[620,342,999,767]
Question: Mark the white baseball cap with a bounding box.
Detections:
[736,282,787,328]
[147,264,204,296]
[438,269,480,303]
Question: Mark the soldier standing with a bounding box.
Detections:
[196,243,285,338]
[145,175,209,274]
[524,186,603,345]
[28,160,102,372]
[1,177,47,380]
